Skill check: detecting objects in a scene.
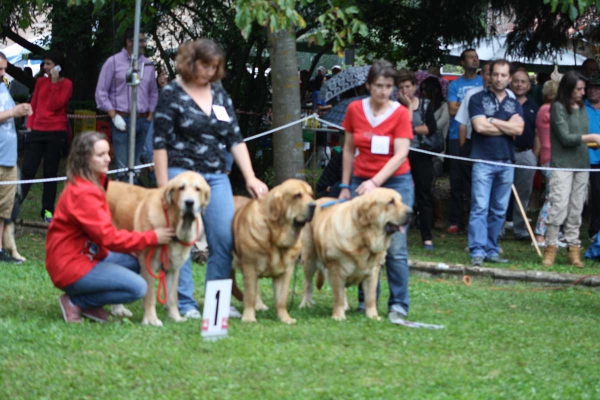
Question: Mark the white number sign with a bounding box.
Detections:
[201,279,232,340]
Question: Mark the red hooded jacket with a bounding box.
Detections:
[46,175,157,288]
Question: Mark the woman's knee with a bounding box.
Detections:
[129,275,147,300]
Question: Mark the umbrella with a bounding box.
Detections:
[319,66,370,103]
[414,70,449,99]
[322,95,368,127]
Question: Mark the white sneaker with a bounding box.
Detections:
[182,309,202,319]
[229,306,242,319]
[504,221,513,230]
[532,241,546,248]
[388,311,406,323]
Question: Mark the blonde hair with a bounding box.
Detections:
[542,80,560,104]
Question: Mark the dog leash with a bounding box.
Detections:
[144,201,202,305]
[320,198,348,209]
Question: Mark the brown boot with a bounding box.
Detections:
[542,245,557,267]
[567,245,585,268]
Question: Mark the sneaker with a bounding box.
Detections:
[532,241,546,248]
[446,225,461,234]
[182,309,202,319]
[485,255,509,264]
[388,310,406,323]
[471,256,484,267]
[43,210,53,223]
[81,307,111,323]
[58,294,82,323]
[356,301,366,313]
[0,250,23,264]
[229,306,242,319]
[504,221,513,230]
[423,242,434,251]
[557,239,567,248]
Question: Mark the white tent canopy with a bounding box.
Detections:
[444,34,587,70]
[0,37,45,78]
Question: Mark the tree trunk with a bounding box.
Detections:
[267,28,305,184]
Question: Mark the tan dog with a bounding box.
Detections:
[106,171,210,326]
[299,188,411,321]
[232,179,315,324]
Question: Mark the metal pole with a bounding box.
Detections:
[127,0,142,184]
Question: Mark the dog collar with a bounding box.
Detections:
[320,198,347,209]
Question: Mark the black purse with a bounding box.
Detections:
[418,99,444,153]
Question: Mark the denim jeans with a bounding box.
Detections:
[63,252,146,309]
[111,116,151,172]
[169,168,235,313]
[468,161,514,259]
[352,173,414,315]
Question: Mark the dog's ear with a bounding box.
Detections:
[200,183,211,214]
[266,191,284,222]
[164,182,176,206]
[355,198,375,227]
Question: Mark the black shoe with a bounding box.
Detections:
[471,256,484,266]
[0,250,23,264]
[485,255,509,264]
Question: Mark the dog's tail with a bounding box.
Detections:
[316,270,325,290]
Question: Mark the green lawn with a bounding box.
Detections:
[2,230,600,399]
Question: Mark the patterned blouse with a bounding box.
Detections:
[154,80,243,174]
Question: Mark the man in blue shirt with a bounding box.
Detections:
[586,75,600,240]
[447,49,483,233]
[468,60,524,266]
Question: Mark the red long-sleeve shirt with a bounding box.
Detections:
[46,175,157,289]
[26,76,72,132]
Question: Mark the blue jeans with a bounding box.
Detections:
[63,252,146,309]
[111,116,151,171]
[468,161,514,259]
[168,168,235,313]
[352,173,414,315]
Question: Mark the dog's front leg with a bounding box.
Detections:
[272,266,296,324]
[166,268,186,322]
[241,266,258,323]
[363,264,381,320]
[328,264,347,321]
[141,266,163,327]
[299,253,317,308]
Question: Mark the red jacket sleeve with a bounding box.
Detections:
[71,188,158,253]
[26,77,42,129]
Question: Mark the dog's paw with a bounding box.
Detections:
[12,253,26,262]
[142,317,164,327]
[299,298,315,308]
[241,312,257,323]
[111,304,133,318]
[255,302,269,311]
[280,316,297,325]
[366,311,381,321]
[332,313,346,321]
[169,314,188,323]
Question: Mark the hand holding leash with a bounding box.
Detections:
[112,114,127,131]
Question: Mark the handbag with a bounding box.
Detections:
[418,99,445,153]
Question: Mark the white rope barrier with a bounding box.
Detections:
[2,113,599,186]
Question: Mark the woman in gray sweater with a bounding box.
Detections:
[543,71,600,267]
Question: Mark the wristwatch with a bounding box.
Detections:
[488,117,495,124]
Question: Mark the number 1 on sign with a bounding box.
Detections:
[201,279,232,340]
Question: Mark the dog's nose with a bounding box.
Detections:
[402,207,414,226]
[185,199,195,209]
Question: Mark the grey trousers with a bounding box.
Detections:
[545,170,589,246]
[512,150,537,238]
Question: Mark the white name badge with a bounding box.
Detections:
[212,105,231,122]
[371,135,390,155]
[201,279,232,341]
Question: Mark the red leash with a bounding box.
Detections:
[144,200,202,305]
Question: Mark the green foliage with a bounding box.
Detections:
[543,0,599,19]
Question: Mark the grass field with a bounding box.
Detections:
[5,177,600,399]
[2,229,600,398]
